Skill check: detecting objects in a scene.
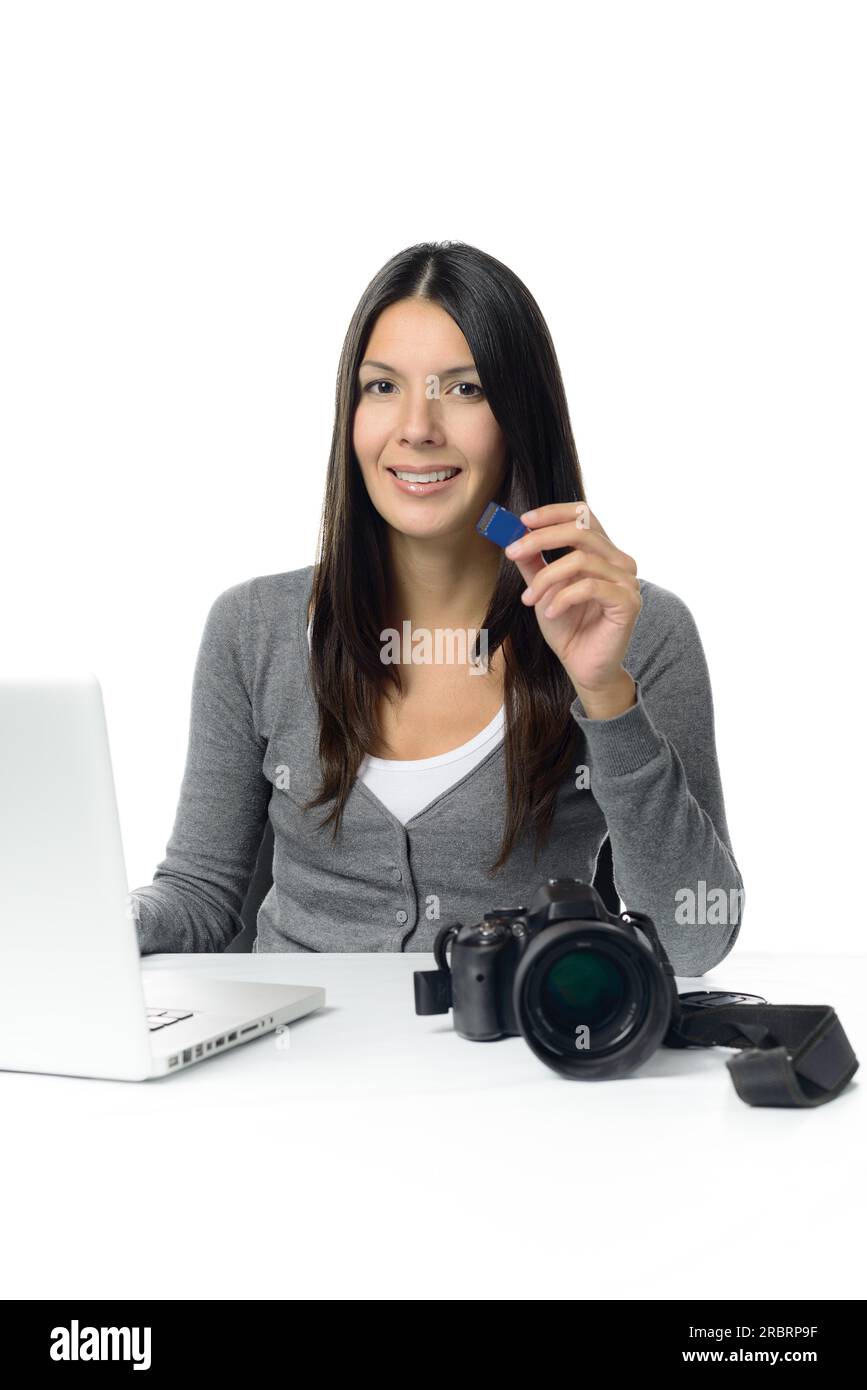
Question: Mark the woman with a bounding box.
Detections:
[132,241,743,974]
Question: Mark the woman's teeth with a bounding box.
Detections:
[392,468,459,483]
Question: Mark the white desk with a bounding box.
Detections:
[2,951,864,1301]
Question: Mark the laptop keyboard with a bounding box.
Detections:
[147,1006,196,1032]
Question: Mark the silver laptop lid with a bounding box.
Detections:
[0,674,152,1079]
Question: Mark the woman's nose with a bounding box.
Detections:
[398,390,446,446]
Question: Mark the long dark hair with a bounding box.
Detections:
[305,240,587,875]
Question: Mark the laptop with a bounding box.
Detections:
[0,673,325,1081]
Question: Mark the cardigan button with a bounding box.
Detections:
[395,910,408,924]
[391,867,402,881]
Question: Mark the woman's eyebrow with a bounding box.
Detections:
[359,359,479,378]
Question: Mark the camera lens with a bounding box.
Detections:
[539,949,627,1033]
[527,940,644,1057]
[514,924,671,1079]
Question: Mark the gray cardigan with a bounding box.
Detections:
[132,565,744,974]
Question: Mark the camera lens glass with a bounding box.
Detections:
[540,949,626,1032]
[523,936,649,1060]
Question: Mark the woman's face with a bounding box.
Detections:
[353,297,508,541]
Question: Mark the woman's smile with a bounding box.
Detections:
[386,464,463,496]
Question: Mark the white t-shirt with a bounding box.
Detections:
[307,620,505,824]
[358,703,505,824]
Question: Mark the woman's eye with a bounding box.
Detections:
[364,380,397,395]
[448,382,483,398]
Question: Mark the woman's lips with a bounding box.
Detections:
[386,468,462,496]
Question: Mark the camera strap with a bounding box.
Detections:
[663,1002,859,1108]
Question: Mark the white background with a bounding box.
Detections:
[1,0,865,953]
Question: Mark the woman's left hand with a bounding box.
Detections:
[505,501,642,718]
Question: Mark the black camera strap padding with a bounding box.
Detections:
[414,967,452,1015]
[664,1003,859,1108]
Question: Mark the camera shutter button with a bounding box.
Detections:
[479,920,508,938]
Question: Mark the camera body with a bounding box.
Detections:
[416,878,680,1080]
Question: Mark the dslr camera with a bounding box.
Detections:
[414,877,683,1080]
[414,878,859,1106]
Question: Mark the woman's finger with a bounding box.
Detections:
[521,500,611,541]
[506,520,637,575]
[543,576,642,622]
[521,549,641,607]
[508,551,547,592]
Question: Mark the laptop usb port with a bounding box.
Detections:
[227,1031,238,1042]
[215,1037,225,1047]
[182,1048,192,1063]
[195,1044,203,1058]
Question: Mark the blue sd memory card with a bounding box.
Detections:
[476,502,528,548]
